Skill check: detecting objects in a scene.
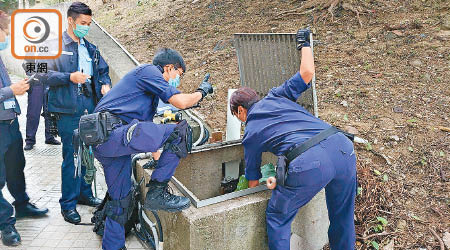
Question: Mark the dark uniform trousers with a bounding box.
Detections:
[25,85,53,145]
[56,94,95,210]
[0,119,30,230]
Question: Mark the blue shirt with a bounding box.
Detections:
[243,72,331,180]
[0,57,21,120]
[78,38,93,78]
[95,64,180,123]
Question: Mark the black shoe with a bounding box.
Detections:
[23,144,34,151]
[78,196,102,207]
[119,246,127,250]
[61,209,81,224]
[144,180,190,212]
[1,225,21,246]
[45,138,61,145]
[15,203,49,218]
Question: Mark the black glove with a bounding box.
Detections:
[196,73,213,99]
[143,159,158,169]
[296,28,311,50]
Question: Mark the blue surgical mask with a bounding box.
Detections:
[168,74,180,88]
[73,24,90,38]
[0,35,9,51]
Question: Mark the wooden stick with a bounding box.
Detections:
[429,228,445,250]
[438,126,450,132]
[356,231,393,240]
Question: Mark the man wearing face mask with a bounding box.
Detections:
[37,2,112,224]
[92,48,213,250]
[0,10,49,247]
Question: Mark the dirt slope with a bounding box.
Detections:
[84,0,449,249]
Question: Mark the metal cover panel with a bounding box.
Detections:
[234,33,317,115]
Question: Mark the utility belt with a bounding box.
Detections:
[276,126,354,187]
[78,111,125,146]
[0,117,16,125]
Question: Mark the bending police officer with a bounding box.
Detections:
[92,48,213,250]
[230,29,357,250]
[37,2,111,224]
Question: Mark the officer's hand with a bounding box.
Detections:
[296,28,311,50]
[70,71,90,84]
[248,180,259,188]
[10,79,30,96]
[101,84,111,95]
[196,73,213,99]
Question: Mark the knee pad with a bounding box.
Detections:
[104,186,137,226]
[163,120,192,158]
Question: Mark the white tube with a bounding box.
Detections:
[310,32,319,118]
[354,136,368,144]
[139,203,160,250]
[226,89,241,141]
[185,109,204,147]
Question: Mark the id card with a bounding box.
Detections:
[3,98,16,110]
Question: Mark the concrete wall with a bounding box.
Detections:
[85,21,138,85]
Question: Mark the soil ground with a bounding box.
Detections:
[82,0,449,249]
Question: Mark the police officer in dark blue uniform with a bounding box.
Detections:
[38,2,111,224]
[23,81,60,151]
[92,48,213,250]
[230,29,357,250]
[0,10,49,247]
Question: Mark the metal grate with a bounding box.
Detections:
[234,33,317,115]
[24,146,61,156]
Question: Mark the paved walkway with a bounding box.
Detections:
[2,75,144,250]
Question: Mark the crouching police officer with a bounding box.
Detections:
[37,2,111,224]
[0,10,49,247]
[230,29,357,250]
[91,48,213,250]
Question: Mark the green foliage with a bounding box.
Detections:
[357,187,363,196]
[377,216,388,226]
[366,142,373,151]
[373,217,388,234]
[373,169,381,176]
[420,156,427,166]
[0,0,18,13]
[371,241,379,250]
[382,174,389,182]
[235,175,248,191]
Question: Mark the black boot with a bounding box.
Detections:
[144,180,190,212]
[1,225,21,246]
[78,196,102,207]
